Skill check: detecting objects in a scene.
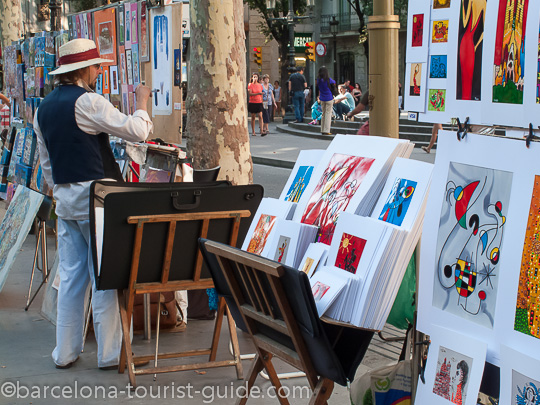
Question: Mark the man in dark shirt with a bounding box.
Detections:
[288,66,307,123]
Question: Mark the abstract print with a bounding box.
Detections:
[285,165,314,203]
[151,7,172,114]
[378,178,417,226]
[433,346,472,405]
[432,20,449,43]
[335,233,366,275]
[247,214,277,255]
[412,14,424,47]
[410,63,422,96]
[429,89,446,111]
[512,370,540,405]
[430,55,448,79]
[514,176,540,339]
[457,0,486,101]
[433,162,512,328]
[300,153,375,245]
[493,0,529,104]
[312,282,330,302]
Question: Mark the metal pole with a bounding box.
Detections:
[368,0,400,138]
[287,0,296,72]
[333,33,337,80]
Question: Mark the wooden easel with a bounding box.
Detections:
[117,209,251,386]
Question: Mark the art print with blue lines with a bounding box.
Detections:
[512,370,540,405]
[378,178,416,226]
[285,166,314,203]
[151,7,172,115]
[430,55,447,79]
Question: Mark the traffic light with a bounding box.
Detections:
[253,47,262,66]
[305,41,315,62]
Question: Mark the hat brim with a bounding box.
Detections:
[48,57,111,75]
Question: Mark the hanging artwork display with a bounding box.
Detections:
[406,2,431,62]
[124,5,131,49]
[139,1,150,62]
[412,14,425,47]
[93,8,117,66]
[428,89,446,111]
[117,4,125,46]
[430,55,448,78]
[130,2,138,46]
[500,346,540,405]
[110,65,119,95]
[300,153,375,245]
[405,62,428,112]
[151,6,173,115]
[432,20,449,43]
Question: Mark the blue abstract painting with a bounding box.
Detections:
[378,178,417,226]
[430,55,448,79]
[285,165,314,203]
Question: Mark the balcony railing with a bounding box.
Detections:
[320,13,364,34]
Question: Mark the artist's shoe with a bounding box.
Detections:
[421,146,431,153]
[321,132,333,136]
[55,356,79,369]
[170,320,187,333]
[99,357,150,371]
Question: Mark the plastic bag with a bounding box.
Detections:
[386,250,416,330]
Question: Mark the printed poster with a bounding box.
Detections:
[151,6,173,115]
[93,8,117,66]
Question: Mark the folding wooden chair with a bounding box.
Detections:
[200,239,374,405]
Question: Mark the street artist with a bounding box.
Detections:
[34,39,153,369]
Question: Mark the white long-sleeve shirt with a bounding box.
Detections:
[34,86,153,220]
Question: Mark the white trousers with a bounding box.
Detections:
[321,100,334,134]
[53,219,121,368]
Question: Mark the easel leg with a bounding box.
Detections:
[209,296,226,362]
[226,303,244,379]
[260,353,289,405]
[82,293,93,352]
[237,354,264,405]
[118,290,136,386]
[153,293,162,381]
[25,220,50,311]
[309,378,334,405]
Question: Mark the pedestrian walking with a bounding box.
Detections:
[273,80,282,119]
[317,66,336,135]
[261,74,277,135]
[288,66,307,123]
[248,72,264,136]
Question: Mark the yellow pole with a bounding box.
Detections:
[367,0,400,138]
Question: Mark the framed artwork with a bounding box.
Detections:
[117,4,125,46]
[119,46,127,84]
[410,63,422,96]
[405,62,428,112]
[131,44,140,86]
[334,233,366,274]
[430,55,447,79]
[125,49,133,85]
[412,14,425,47]
[125,6,131,49]
[93,8,117,66]
[300,153,375,245]
[102,66,110,94]
[110,66,119,95]
[432,20,449,43]
[151,6,173,115]
[130,2,138,45]
[428,89,446,111]
[139,0,150,62]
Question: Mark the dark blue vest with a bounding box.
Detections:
[37,85,122,184]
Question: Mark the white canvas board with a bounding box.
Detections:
[150,6,173,116]
[371,157,433,231]
[293,135,406,244]
[406,1,431,63]
[261,219,300,267]
[0,186,44,293]
[241,198,293,254]
[298,242,329,278]
[404,62,428,113]
[414,325,487,405]
[95,207,104,275]
[279,149,325,202]
[417,130,540,364]
[309,267,351,316]
[500,345,540,405]
[521,2,540,128]
[480,0,528,127]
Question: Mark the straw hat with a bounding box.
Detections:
[49,38,110,75]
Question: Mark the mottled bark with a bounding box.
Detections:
[0,0,23,51]
[186,0,252,185]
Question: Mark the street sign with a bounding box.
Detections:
[315,42,327,57]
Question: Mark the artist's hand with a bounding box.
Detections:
[135,84,151,111]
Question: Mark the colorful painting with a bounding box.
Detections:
[412,14,424,47]
[300,153,375,245]
[457,0,486,101]
[312,281,331,302]
[273,236,290,263]
[151,7,173,115]
[335,233,366,274]
[285,165,314,202]
[130,2,138,45]
[93,8,117,66]
[432,20,449,43]
[246,214,277,255]
[117,4,125,46]
[378,178,417,226]
[428,89,446,111]
[432,346,472,405]
[139,1,150,62]
[512,370,540,405]
[300,257,315,275]
[493,0,529,104]
[0,186,44,293]
[434,0,451,8]
[514,176,540,339]
[430,55,448,79]
[433,162,512,329]
[410,63,422,96]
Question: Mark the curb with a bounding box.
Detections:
[252,156,295,169]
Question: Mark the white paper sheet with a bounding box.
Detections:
[150,6,173,116]
[499,345,540,405]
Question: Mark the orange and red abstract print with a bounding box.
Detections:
[493,0,529,104]
[335,233,366,274]
[514,176,540,339]
[246,214,277,255]
[434,0,451,8]
[428,89,446,111]
[301,153,375,245]
[432,20,449,43]
[410,63,422,96]
[457,0,486,101]
[412,14,424,47]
